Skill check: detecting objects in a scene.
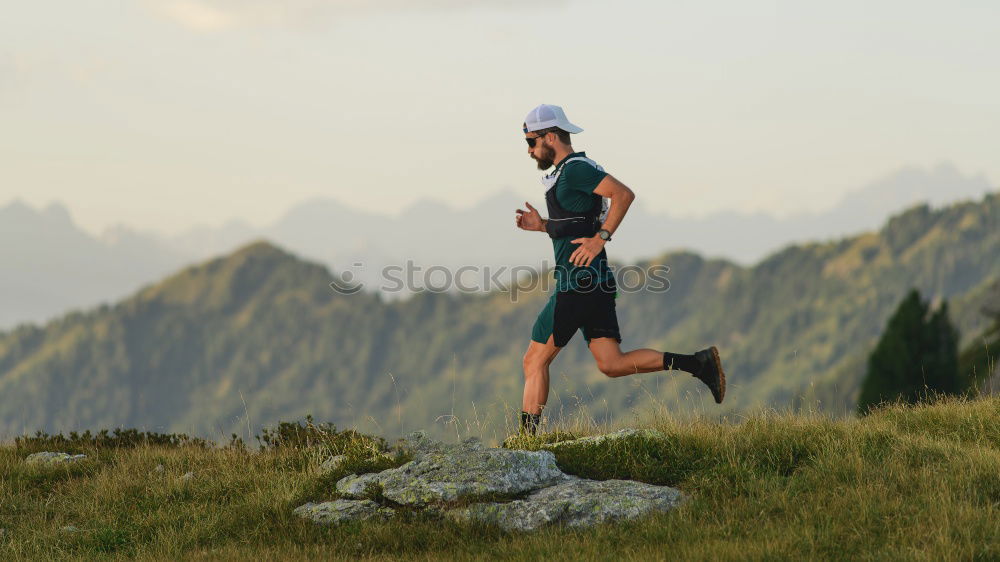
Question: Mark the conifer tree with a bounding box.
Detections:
[923,301,960,394]
[857,289,961,414]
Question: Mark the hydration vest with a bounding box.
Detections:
[541,156,609,240]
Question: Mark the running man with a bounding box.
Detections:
[514,104,726,435]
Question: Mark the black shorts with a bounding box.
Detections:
[531,285,622,348]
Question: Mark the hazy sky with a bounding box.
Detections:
[2,0,998,235]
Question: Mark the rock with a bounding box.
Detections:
[320,455,348,473]
[320,451,398,474]
[461,436,484,449]
[24,452,87,465]
[337,434,565,506]
[541,428,666,451]
[335,472,381,497]
[298,429,685,533]
[59,525,80,533]
[392,431,450,456]
[294,500,395,524]
[452,478,684,531]
[391,431,484,456]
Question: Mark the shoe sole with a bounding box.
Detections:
[709,346,726,403]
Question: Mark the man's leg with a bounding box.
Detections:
[587,337,668,376]
[587,338,726,403]
[519,291,572,435]
[522,334,562,416]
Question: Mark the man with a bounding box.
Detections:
[514,103,726,435]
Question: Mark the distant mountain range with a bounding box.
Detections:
[0,201,189,330]
[0,193,996,441]
[2,162,993,329]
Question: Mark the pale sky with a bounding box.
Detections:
[2,0,998,236]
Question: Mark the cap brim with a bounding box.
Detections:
[525,121,584,134]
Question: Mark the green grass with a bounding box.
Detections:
[1,396,998,561]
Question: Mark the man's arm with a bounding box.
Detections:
[568,175,636,267]
[593,174,635,237]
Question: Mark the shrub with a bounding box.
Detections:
[14,428,211,453]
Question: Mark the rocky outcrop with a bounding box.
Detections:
[335,433,565,506]
[24,452,87,465]
[295,430,684,532]
[540,428,666,451]
[293,500,395,524]
[451,477,684,531]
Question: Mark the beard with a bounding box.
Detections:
[533,144,555,170]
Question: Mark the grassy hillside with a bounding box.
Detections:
[1,397,997,560]
[0,194,997,440]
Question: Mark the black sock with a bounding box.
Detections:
[662,352,701,375]
[520,411,541,435]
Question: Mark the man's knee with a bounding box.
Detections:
[523,347,550,375]
[523,337,560,380]
[522,352,538,375]
[594,357,616,377]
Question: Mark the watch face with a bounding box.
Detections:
[599,230,610,240]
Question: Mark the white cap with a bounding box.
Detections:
[523,104,584,134]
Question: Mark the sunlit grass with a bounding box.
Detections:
[1,396,997,561]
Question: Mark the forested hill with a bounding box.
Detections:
[0,194,997,441]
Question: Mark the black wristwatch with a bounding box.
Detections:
[597,229,612,242]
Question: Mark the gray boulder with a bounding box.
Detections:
[24,452,87,465]
[452,477,684,531]
[541,428,666,451]
[392,431,469,456]
[294,500,395,524]
[319,451,398,475]
[298,430,685,532]
[336,433,564,506]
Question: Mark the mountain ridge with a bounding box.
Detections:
[2,162,993,328]
[0,193,996,440]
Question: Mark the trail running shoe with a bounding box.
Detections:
[694,346,726,404]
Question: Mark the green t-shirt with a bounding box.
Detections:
[548,152,615,292]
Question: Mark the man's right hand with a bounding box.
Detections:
[515,202,545,232]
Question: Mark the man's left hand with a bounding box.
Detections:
[569,235,606,267]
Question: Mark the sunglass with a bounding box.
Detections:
[525,134,546,148]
